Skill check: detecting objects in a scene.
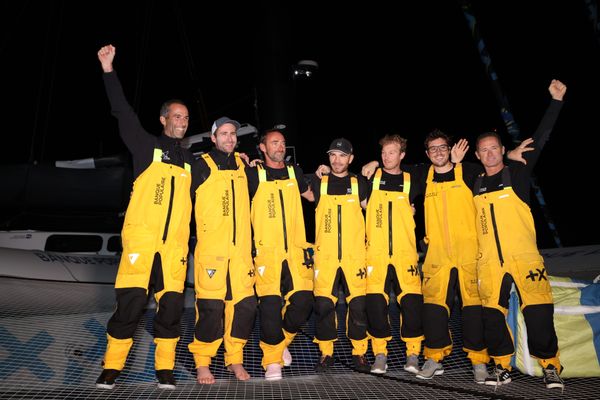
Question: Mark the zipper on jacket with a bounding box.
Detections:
[279,189,288,252]
[441,190,452,258]
[489,203,504,266]
[231,180,236,246]
[388,201,393,257]
[337,204,342,262]
[162,176,175,243]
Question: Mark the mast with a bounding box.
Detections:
[460,1,562,248]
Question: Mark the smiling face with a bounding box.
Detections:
[425,138,451,168]
[211,123,238,153]
[260,131,286,166]
[381,142,405,173]
[328,150,353,177]
[160,103,189,139]
[475,135,505,173]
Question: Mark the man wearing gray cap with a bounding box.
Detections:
[188,117,257,384]
[311,138,371,373]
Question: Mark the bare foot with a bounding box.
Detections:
[196,366,215,384]
[228,363,251,381]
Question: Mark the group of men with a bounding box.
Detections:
[94,43,567,391]
[356,78,566,390]
[95,44,317,389]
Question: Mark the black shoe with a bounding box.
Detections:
[315,355,334,372]
[96,369,120,389]
[484,365,511,386]
[156,369,176,389]
[352,355,371,373]
[543,365,564,390]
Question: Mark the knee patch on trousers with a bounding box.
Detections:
[348,296,368,341]
[314,296,337,341]
[154,291,184,338]
[522,304,558,359]
[366,294,390,338]
[195,299,225,343]
[283,290,314,334]
[231,295,258,340]
[259,295,284,345]
[399,293,424,339]
[108,287,148,339]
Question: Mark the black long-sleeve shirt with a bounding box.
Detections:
[103,71,194,179]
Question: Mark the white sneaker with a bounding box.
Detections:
[404,355,419,374]
[283,347,292,367]
[265,363,282,380]
[371,353,387,374]
[416,359,444,380]
[473,363,490,384]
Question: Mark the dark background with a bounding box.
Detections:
[2,1,599,247]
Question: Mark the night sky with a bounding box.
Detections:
[3,1,600,247]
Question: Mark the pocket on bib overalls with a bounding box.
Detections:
[168,244,189,284]
[421,263,444,299]
[295,245,315,281]
[514,253,552,298]
[195,254,227,292]
[254,248,278,286]
[476,260,494,302]
[118,225,154,276]
[461,262,480,299]
[313,246,331,287]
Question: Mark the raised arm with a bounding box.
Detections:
[549,79,567,101]
[97,44,115,73]
[450,138,469,164]
[520,79,567,168]
[97,44,152,159]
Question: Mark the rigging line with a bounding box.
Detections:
[29,1,64,164]
[173,0,198,83]
[583,0,600,48]
[39,0,65,164]
[0,0,31,57]
[133,0,155,112]
[173,0,209,130]
[460,1,520,140]
[460,0,562,248]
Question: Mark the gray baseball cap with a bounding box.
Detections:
[211,116,241,135]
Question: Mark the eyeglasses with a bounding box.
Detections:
[427,144,450,153]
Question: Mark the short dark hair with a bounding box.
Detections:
[424,129,452,149]
[475,131,502,149]
[259,129,285,145]
[159,99,187,118]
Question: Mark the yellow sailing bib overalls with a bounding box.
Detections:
[188,153,256,367]
[251,164,314,367]
[422,163,488,364]
[313,175,368,356]
[474,167,559,370]
[104,148,191,371]
[366,169,423,356]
